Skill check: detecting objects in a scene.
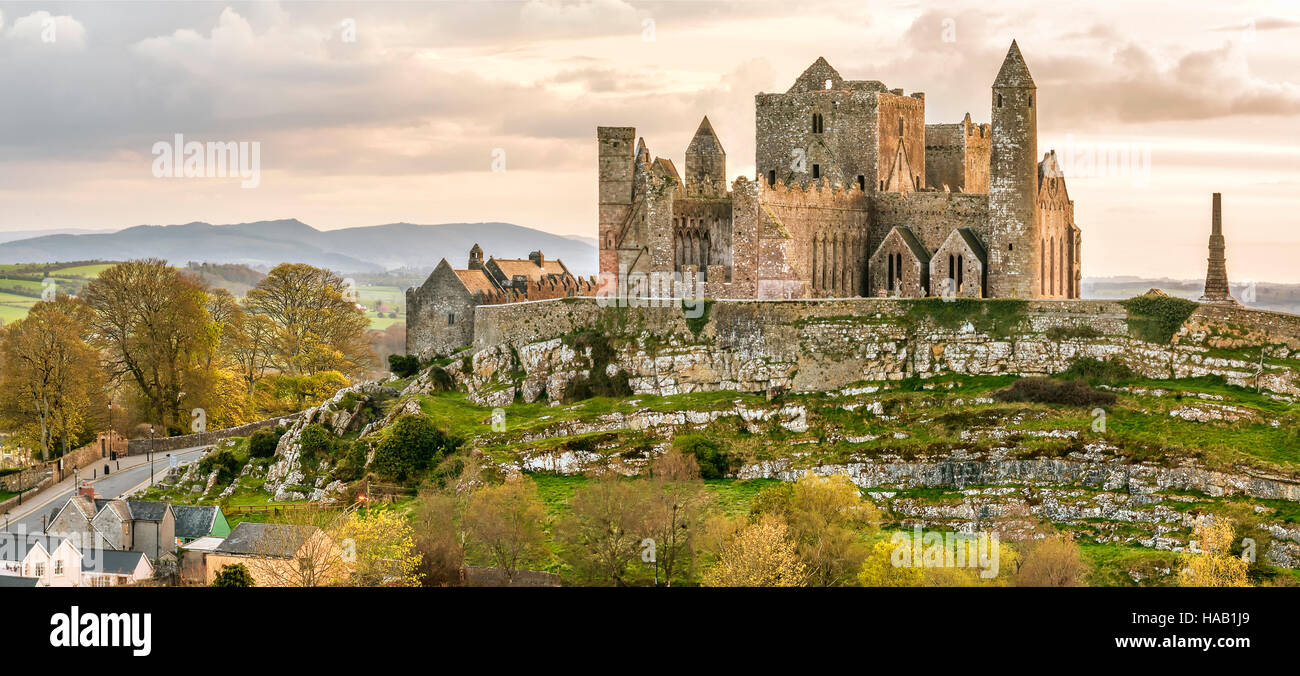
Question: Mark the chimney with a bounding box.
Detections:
[528,250,544,267]
[78,482,95,500]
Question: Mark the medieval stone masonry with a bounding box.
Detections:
[406,244,597,356]
[598,40,1082,301]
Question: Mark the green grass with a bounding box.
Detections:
[1079,542,1181,587]
[52,263,114,278]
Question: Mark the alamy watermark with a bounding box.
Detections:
[891,526,1001,578]
[596,266,706,318]
[151,134,261,188]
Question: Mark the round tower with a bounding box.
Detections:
[987,40,1039,298]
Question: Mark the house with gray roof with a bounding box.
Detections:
[46,487,175,561]
[172,505,231,546]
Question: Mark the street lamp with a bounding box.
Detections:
[149,425,155,462]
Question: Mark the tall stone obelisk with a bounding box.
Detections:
[1198,193,1237,304]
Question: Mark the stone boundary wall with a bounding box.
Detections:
[464,297,1300,402]
[126,413,304,456]
[1180,303,1300,350]
[473,296,1132,351]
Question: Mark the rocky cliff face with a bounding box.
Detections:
[456,299,1300,404]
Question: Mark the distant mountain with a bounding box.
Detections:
[0,228,108,244]
[1084,276,1300,315]
[0,219,598,276]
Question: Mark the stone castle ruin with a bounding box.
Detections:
[599,40,1081,301]
[406,245,596,355]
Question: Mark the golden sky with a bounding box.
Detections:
[0,0,1297,281]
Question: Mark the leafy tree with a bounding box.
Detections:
[338,508,423,586]
[388,354,421,378]
[463,477,548,584]
[248,426,286,459]
[671,434,736,479]
[210,563,254,587]
[413,490,466,587]
[0,296,103,459]
[642,450,712,585]
[258,371,350,413]
[297,423,335,465]
[1014,532,1088,587]
[756,474,880,586]
[371,414,456,482]
[703,515,807,587]
[1180,517,1250,587]
[557,474,648,585]
[84,260,213,434]
[224,310,277,395]
[198,447,242,485]
[245,263,374,377]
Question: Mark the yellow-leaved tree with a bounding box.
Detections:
[338,508,423,587]
[703,515,807,587]
[1179,517,1250,587]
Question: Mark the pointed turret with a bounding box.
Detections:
[685,116,727,198]
[987,39,1040,298]
[993,40,1035,88]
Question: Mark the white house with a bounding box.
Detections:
[0,533,83,587]
[0,532,152,587]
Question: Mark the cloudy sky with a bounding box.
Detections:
[0,0,1297,282]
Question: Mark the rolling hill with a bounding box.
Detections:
[0,219,598,277]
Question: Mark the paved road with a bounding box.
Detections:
[2,446,209,535]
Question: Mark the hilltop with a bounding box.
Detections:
[0,220,597,276]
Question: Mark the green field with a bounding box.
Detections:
[357,284,405,330]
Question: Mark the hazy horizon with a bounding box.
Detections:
[1,1,1297,281]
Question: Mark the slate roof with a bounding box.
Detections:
[93,499,169,522]
[82,549,149,575]
[215,522,319,558]
[0,575,40,587]
[890,226,932,264]
[173,505,219,540]
[953,227,989,264]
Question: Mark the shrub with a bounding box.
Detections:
[210,563,254,587]
[426,366,455,392]
[248,426,286,459]
[388,354,421,378]
[1120,294,1198,344]
[332,440,369,482]
[338,391,360,411]
[994,378,1116,408]
[672,434,737,479]
[372,414,457,483]
[198,448,243,485]
[297,423,335,464]
[1058,357,1135,385]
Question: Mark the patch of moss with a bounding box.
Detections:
[902,298,1028,338]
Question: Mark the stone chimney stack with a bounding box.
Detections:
[1198,193,1237,304]
[529,251,544,267]
[78,482,95,500]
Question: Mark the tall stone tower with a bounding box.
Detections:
[597,126,636,278]
[986,40,1040,298]
[1199,193,1237,304]
[685,116,726,198]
